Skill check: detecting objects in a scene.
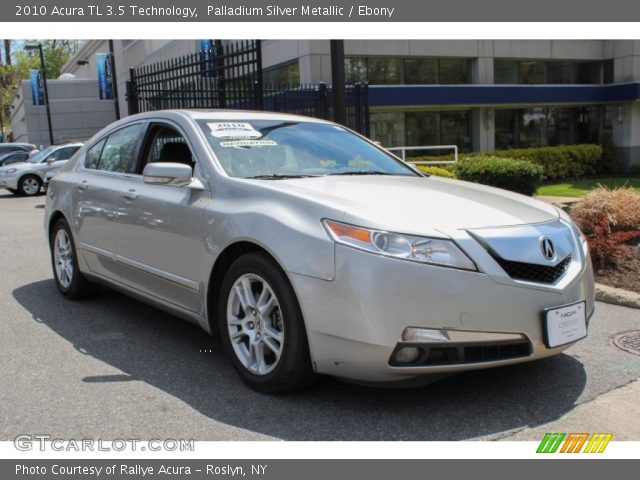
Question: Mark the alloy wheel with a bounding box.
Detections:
[54,229,74,289]
[226,273,285,375]
[21,177,40,195]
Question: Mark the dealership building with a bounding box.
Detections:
[15,40,640,169]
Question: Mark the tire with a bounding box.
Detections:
[50,218,97,299]
[218,252,315,393]
[18,175,42,196]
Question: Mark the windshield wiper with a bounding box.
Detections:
[326,171,394,176]
[245,174,319,180]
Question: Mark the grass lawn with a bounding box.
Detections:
[536,177,640,197]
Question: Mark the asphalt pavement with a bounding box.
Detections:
[1,190,639,441]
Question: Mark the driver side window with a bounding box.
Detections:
[142,124,195,173]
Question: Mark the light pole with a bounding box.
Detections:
[25,43,54,146]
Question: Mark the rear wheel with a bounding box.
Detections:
[50,218,97,299]
[218,252,315,393]
[18,175,41,196]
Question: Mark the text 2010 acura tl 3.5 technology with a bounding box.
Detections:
[45,111,595,392]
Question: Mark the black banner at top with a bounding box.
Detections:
[7,0,640,22]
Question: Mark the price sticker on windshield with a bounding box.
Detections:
[207,122,262,139]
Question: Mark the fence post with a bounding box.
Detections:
[215,40,226,108]
[317,82,328,120]
[363,83,370,137]
[354,83,363,134]
[126,68,138,115]
[254,40,264,110]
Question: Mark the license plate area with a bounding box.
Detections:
[543,301,587,348]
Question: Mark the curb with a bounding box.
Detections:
[595,283,640,309]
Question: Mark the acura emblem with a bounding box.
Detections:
[540,237,555,260]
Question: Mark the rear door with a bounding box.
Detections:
[73,124,144,281]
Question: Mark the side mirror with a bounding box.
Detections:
[143,162,193,187]
[46,158,54,165]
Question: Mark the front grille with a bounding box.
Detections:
[492,254,572,284]
[389,340,531,367]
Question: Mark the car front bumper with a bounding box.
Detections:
[0,174,18,190]
[290,243,595,383]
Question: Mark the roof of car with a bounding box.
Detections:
[127,109,334,125]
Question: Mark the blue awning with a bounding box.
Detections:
[368,82,640,107]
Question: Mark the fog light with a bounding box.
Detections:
[402,328,450,343]
[394,347,420,364]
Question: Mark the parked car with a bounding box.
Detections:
[0,143,36,156]
[45,111,595,392]
[0,151,31,167]
[0,143,83,196]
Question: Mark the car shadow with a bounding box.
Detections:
[13,280,587,441]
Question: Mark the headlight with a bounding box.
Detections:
[5,168,17,174]
[323,219,477,271]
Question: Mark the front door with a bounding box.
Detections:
[114,122,211,315]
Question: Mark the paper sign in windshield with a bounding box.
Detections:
[208,122,262,139]
[220,140,277,148]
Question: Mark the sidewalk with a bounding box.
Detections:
[503,378,640,441]
[534,195,581,207]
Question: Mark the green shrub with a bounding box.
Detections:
[488,145,601,180]
[452,155,544,196]
[629,163,640,177]
[416,165,457,178]
[600,134,622,174]
[406,144,603,180]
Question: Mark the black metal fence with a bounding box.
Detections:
[126,40,369,136]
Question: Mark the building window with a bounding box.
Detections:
[519,61,546,84]
[367,57,404,84]
[494,60,518,84]
[577,61,601,84]
[403,58,438,84]
[345,57,367,84]
[263,61,300,87]
[405,111,439,147]
[346,57,471,85]
[370,111,405,148]
[438,59,470,84]
[547,62,575,84]
[603,60,614,84]
[495,107,602,149]
[372,110,471,151]
[495,59,609,85]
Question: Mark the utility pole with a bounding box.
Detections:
[330,40,347,126]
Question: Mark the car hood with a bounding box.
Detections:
[0,162,31,172]
[259,175,559,233]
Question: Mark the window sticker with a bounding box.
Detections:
[219,139,277,148]
[207,122,262,139]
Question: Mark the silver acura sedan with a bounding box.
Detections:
[45,110,595,392]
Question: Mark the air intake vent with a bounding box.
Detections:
[389,340,531,367]
[492,254,572,284]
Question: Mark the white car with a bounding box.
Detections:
[0,143,83,196]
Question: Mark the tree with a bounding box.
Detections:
[4,40,11,66]
[0,39,81,140]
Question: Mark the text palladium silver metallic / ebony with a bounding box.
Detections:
[44,110,595,392]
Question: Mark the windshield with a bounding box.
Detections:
[197,120,417,179]
[28,146,55,164]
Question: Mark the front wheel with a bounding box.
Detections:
[50,218,97,299]
[18,175,42,196]
[218,252,315,393]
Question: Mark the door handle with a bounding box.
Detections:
[121,189,138,200]
[77,181,88,191]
